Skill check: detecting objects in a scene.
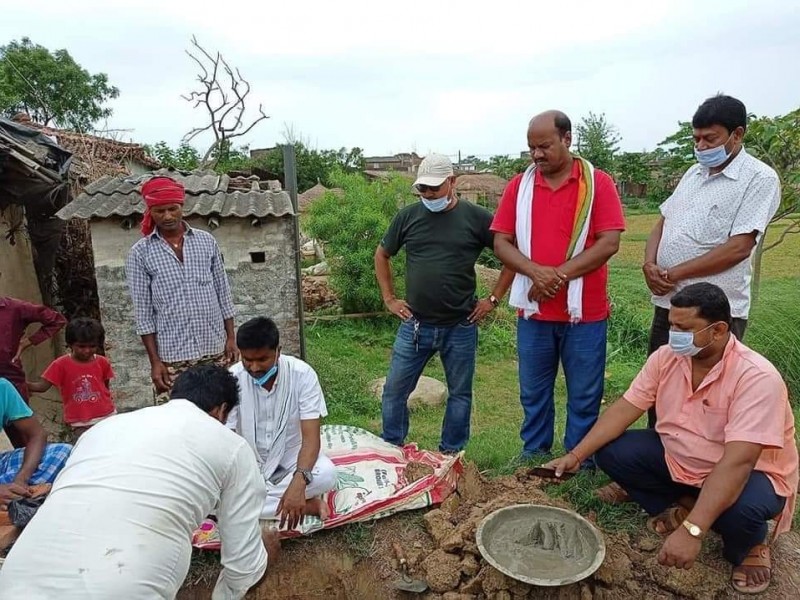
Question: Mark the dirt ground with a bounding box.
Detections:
[178,464,800,599]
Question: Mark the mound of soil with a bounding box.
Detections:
[179,463,800,599]
[302,276,338,312]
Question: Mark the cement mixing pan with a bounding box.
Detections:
[476,504,605,587]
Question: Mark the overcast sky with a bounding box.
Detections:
[3,0,798,160]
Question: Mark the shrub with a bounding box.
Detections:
[306,171,414,313]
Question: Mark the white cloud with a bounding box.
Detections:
[2,0,798,157]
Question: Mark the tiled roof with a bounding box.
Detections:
[56,168,295,220]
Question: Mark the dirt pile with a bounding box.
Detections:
[302,275,338,312]
[406,464,800,600]
[179,463,800,599]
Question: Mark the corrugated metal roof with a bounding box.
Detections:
[56,169,295,220]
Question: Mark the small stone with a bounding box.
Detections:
[651,558,726,599]
[593,551,632,586]
[441,493,460,515]
[422,549,462,593]
[414,541,423,549]
[637,537,660,552]
[480,566,512,594]
[625,580,642,595]
[461,575,483,595]
[461,554,480,577]
[424,509,456,545]
[442,531,464,553]
[369,375,447,409]
[580,582,593,600]
[443,593,476,600]
[493,591,512,600]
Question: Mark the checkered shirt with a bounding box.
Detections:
[125,225,236,363]
[0,443,73,485]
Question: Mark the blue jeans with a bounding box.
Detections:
[596,429,785,565]
[517,318,607,459]
[381,317,477,452]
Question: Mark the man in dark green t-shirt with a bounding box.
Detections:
[375,154,513,452]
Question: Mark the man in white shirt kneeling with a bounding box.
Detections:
[228,317,337,529]
[0,364,276,600]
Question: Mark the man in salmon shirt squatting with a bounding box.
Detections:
[545,283,798,595]
[492,110,625,464]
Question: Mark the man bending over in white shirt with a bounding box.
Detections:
[228,317,337,529]
[0,365,276,600]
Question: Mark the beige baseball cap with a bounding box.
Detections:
[413,153,454,187]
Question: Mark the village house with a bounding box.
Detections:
[56,169,303,410]
[363,152,422,173]
[455,173,508,209]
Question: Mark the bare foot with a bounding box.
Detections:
[261,529,281,563]
[303,497,330,521]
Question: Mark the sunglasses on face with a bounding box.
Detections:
[416,182,445,193]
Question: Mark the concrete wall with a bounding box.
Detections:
[0,205,63,435]
[91,215,301,410]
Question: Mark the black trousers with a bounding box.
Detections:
[596,429,784,565]
[646,306,747,428]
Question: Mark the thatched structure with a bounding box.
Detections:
[0,117,73,307]
[1,115,160,322]
[455,173,508,208]
[298,182,343,213]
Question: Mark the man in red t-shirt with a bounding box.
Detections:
[491,110,625,462]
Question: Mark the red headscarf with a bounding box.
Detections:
[140,177,185,236]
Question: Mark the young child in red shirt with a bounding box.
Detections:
[27,317,116,439]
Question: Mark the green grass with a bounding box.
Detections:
[306,213,800,529]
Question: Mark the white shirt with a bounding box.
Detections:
[227,355,328,476]
[655,148,781,318]
[0,400,268,600]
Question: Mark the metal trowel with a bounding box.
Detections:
[391,542,428,593]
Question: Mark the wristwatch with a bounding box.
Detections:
[489,295,499,307]
[681,519,704,539]
[294,468,314,485]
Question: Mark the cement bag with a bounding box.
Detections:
[192,425,463,549]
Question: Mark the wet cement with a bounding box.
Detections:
[480,507,602,583]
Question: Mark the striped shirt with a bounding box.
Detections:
[125,225,235,363]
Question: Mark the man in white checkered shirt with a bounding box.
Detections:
[125,176,239,404]
[596,94,781,505]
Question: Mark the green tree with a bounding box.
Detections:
[643,122,696,205]
[145,141,201,171]
[487,154,528,180]
[743,109,800,303]
[574,112,621,172]
[614,151,650,186]
[306,171,413,313]
[253,143,365,192]
[745,109,800,224]
[0,38,119,130]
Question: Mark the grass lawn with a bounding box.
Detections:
[306,213,800,529]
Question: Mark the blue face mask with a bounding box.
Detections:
[251,361,278,386]
[668,323,715,357]
[420,195,450,212]
[695,134,734,168]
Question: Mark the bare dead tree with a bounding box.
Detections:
[181,36,269,168]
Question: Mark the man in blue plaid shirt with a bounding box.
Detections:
[125,177,239,404]
[1,378,71,508]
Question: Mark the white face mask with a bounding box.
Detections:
[420,195,450,212]
[694,132,735,168]
[668,323,716,357]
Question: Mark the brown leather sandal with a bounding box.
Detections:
[646,505,689,535]
[731,544,771,594]
[594,482,631,504]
